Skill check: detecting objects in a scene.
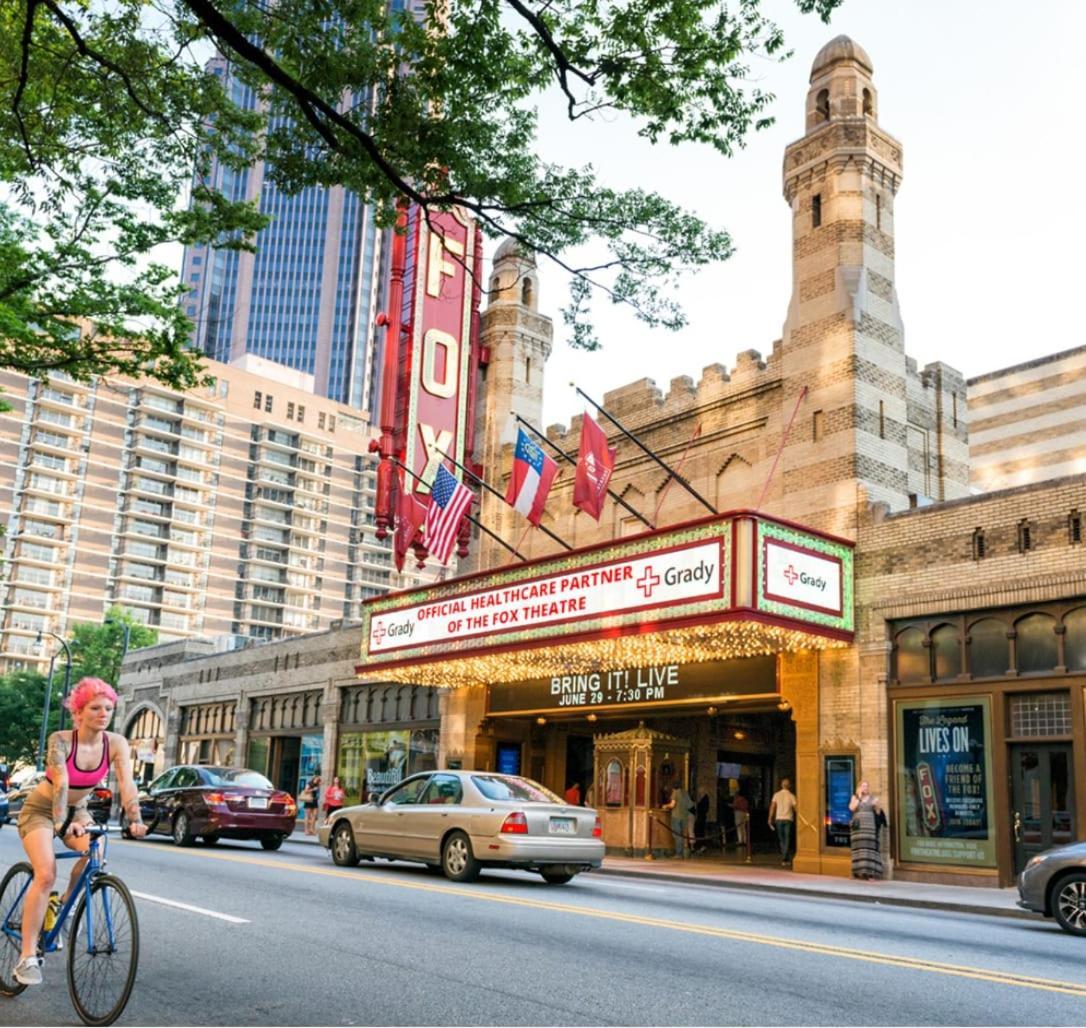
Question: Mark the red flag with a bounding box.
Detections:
[393,471,427,572]
[573,413,616,521]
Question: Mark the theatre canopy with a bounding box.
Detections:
[358,512,854,689]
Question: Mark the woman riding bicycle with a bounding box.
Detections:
[13,677,147,986]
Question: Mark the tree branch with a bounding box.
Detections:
[11,0,41,167]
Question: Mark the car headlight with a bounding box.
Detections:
[1025,853,1052,870]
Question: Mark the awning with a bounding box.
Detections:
[358,511,853,689]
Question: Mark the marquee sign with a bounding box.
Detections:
[360,513,854,675]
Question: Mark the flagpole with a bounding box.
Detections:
[755,385,809,511]
[652,422,703,524]
[390,457,526,561]
[572,384,716,515]
[438,449,573,551]
[513,414,654,530]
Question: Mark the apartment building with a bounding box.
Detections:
[0,353,430,673]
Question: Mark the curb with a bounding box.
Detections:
[589,865,1041,922]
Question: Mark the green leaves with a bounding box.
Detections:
[1,0,843,366]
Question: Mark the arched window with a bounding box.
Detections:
[816,89,830,121]
[521,277,533,307]
[604,759,624,806]
[1064,607,1086,671]
[1015,612,1058,673]
[968,618,1009,678]
[894,626,928,683]
[862,88,874,116]
[932,624,961,680]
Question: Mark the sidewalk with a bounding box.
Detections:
[283,832,1033,921]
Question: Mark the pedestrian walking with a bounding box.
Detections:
[768,777,797,866]
[730,790,750,850]
[323,776,346,821]
[848,780,884,880]
[301,774,321,836]
[666,779,693,858]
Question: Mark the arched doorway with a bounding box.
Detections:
[125,706,164,785]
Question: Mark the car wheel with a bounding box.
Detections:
[540,870,575,885]
[201,835,220,846]
[441,831,479,883]
[172,811,195,846]
[331,822,359,867]
[1052,872,1086,936]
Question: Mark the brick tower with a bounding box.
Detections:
[777,37,968,535]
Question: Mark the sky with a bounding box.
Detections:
[520,0,1086,428]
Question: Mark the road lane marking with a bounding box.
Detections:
[124,844,1086,998]
[129,890,250,924]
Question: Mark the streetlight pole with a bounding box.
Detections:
[36,650,58,773]
[36,629,73,738]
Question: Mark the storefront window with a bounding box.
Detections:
[1014,613,1058,674]
[894,627,928,683]
[931,625,961,681]
[895,697,996,867]
[247,737,270,776]
[336,729,438,807]
[967,618,1008,678]
[1064,607,1086,670]
[410,729,439,776]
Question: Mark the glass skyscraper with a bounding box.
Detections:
[180,56,393,414]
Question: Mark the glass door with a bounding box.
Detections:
[1010,744,1074,873]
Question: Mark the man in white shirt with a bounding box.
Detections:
[768,778,797,866]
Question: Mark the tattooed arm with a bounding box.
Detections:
[110,734,148,838]
[46,730,71,834]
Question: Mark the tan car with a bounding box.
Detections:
[318,770,604,884]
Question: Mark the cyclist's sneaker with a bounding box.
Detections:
[13,956,43,986]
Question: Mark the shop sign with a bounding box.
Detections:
[895,698,996,867]
[756,519,853,633]
[488,655,776,715]
[368,536,725,657]
[403,208,477,495]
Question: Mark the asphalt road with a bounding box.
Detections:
[1,828,1084,1027]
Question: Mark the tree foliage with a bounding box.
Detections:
[68,606,158,687]
[2,0,842,366]
[0,669,59,767]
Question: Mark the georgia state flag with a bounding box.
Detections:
[504,428,558,525]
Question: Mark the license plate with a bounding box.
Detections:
[248,797,269,809]
[549,817,574,834]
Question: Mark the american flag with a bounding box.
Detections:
[425,464,473,565]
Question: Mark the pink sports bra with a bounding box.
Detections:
[46,731,110,790]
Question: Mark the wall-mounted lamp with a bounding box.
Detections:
[777,700,791,712]
[586,713,598,722]
[733,730,747,741]
[536,716,547,725]
[706,706,718,717]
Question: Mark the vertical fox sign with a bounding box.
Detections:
[372,205,482,565]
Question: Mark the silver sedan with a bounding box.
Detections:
[1017,839,1086,935]
[318,770,604,884]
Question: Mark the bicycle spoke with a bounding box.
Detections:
[0,864,34,997]
[67,877,139,1026]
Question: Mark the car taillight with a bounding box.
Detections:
[592,816,602,838]
[205,792,227,806]
[275,792,297,815]
[500,812,529,834]
[93,788,112,803]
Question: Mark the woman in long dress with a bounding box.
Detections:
[849,780,884,880]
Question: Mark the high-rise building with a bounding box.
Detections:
[181,58,387,414]
[0,353,432,674]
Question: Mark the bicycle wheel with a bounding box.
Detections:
[66,874,139,1027]
[0,862,33,998]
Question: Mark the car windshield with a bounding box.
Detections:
[471,775,561,804]
[201,768,274,789]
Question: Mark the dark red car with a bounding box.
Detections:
[122,765,297,850]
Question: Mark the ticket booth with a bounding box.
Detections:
[593,723,690,856]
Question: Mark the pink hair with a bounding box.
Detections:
[64,677,118,714]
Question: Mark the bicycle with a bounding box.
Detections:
[0,826,139,1026]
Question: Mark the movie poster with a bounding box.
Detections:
[895,698,996,867]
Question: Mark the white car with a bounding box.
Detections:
[318,770,604,884]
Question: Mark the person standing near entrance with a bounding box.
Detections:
[768,777,797,866]
[301,774,321,835]
[694,788,710,853]
[667,779,693,858]
[730,790,750,851]
[564,781,581,806]
[323,776,346,822]
[848,780,884,880]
